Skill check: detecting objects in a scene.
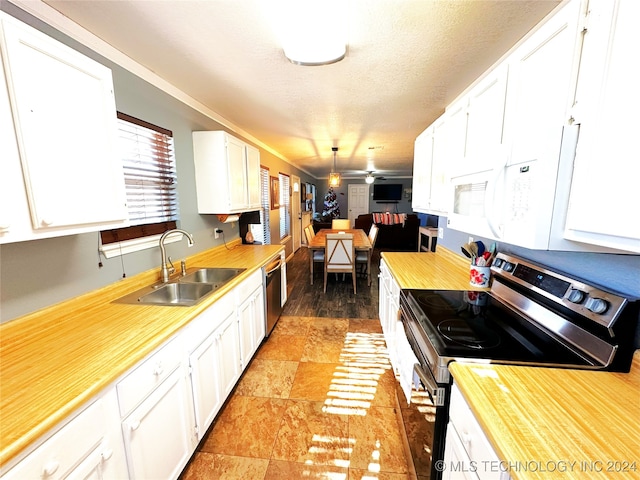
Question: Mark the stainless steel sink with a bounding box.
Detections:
[114,267,246,307]
[179,267,245,286]
[137,283,214,306]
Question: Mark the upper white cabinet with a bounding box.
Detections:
[0,13,128,244]
[411,114,450,216]
[456,63,509,177]
[411,126,433,212]
[563,0,640,253]
[192,131,261,214]
[498,0,583,248]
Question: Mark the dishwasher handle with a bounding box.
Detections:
[265,258,282,276]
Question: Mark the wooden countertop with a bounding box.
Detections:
[382,247,487,291]
[449,352,640,480]
[0,241,283,468]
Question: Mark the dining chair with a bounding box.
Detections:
[331,218,351,230]
[356,224,378,282]
[305,226,324,284]
[324,233,356,294]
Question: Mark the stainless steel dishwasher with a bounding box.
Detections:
[264,256,283,335]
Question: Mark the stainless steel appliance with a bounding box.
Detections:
[398,252,639,479]
[264,256,283,336]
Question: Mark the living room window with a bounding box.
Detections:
[100,112,179,258]
[250,166,271,245]
[279,173,290,240]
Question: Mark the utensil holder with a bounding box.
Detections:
[470,265,491,287]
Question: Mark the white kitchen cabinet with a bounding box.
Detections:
[498,0,582,248]
[378,259,400,374]
[116,336,196,480]
[185,291,235,441]
[236,269,266,370]
[121,366,195,480]
[444,383,511,480]
[192,131,261,214]
[411,126,433,212]
[1,389,128,480]
[0,13,127,244]
[412,114,450,216]
[564,0,640,253]
[462,63,509,176]
[216,310,243,400]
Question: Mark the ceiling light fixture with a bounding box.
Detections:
[329,147,341,187]
[279,2,346,66]
[365,172,375,184]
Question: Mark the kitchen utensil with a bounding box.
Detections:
[475,240,485,255]
[461,245,472,258]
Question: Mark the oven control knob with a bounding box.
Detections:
[502,261,515,272]
[585,297,609,314]
[493,258,503,268]
[567,288,586,304]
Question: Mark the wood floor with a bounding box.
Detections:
[179,247,415,479]
[281,245,381,319]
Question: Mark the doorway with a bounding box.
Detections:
[348,184,370,227]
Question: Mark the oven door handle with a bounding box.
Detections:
[413,363,445,406]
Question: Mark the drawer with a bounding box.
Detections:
[449,383,505,480]
[116,337,183,417]
[2,398,106,480]
[184,289,235,352]
[233,268,263,301]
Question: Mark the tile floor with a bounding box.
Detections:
[180,315,414,479]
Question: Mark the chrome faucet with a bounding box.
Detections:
[159,229,194,282]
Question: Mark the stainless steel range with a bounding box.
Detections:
[398,252,639,479]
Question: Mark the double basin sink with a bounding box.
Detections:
[115,267,246,307]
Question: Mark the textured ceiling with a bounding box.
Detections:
[42,0,561,180]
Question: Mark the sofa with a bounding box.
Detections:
[354,213,420,251]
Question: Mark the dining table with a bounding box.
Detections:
[307,228,373,286]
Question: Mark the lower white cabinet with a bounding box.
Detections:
[378,259,400,374]
[121,366,195,480]
[2,266,272,480]
[444,383,510,480]
[236,269,266,370]
[2,389,128,480]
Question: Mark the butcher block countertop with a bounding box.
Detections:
[0,241,283,468]
[381,246,486,291]
[450,352,640,480]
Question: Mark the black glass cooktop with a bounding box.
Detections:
[402,289,591,365]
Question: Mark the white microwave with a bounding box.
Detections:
[447,125,617,252]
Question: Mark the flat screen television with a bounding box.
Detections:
[373,183,402,201]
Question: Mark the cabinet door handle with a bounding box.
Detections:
[101,448,113,462]
[152,362,164,376]
[461,431,472,449]
[129,419,141,431]
[42,460,60,476]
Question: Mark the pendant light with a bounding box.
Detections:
[329,147,341,187]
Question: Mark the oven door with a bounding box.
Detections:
[398,296,451,480]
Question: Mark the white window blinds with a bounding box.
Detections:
[252,166,271,245]
[117,112,178,225]
[279,173,290,240]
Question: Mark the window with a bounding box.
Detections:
[279,173,290,240]
[100,113,179,257]
[250,166,271,245]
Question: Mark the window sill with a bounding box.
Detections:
[100,233,180,259]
